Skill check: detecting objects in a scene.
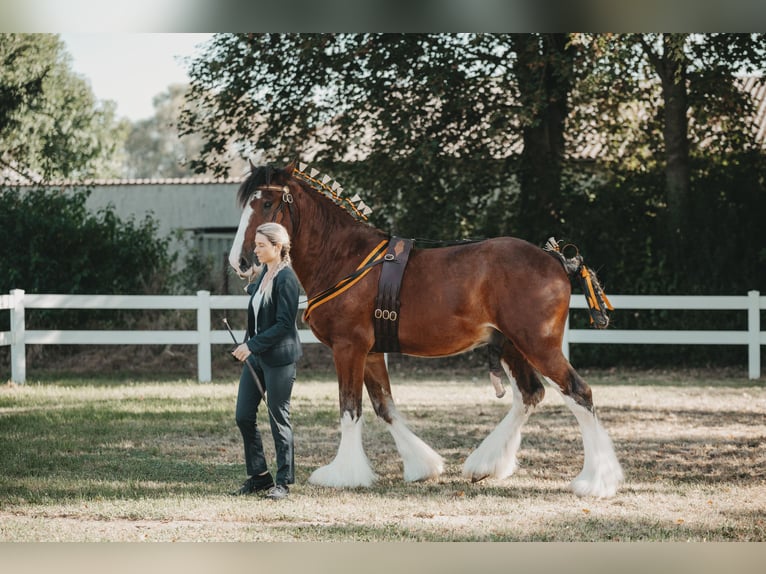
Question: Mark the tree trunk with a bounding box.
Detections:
[512,33,573,241]
[659,35,691,249]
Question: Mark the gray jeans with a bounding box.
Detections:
[235,356,295,485]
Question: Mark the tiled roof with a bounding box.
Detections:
[6,177,243,186]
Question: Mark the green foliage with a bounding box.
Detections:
[123,84,208,178]
[180,34,528,239]
[176,33,766,368]
[562,151,765,367]
[0,34,128,181]
[0,186,175,296]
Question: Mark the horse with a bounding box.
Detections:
[228,161,624,498]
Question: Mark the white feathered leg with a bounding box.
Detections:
[385,403,444,482]
[545,378,624,498]
[308,411,377,487]
[463,365,532,481]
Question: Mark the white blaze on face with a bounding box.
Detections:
[228,191,259,273]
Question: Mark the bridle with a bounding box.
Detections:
[247,179,389,321]
[255,183,300,237]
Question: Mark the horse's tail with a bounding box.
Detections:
[543,237,614,329]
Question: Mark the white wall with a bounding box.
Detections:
[82,181,242,257]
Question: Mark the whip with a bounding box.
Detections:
[223,317,275,422]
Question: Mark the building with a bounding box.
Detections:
[8,177,246,292]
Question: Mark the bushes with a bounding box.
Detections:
[1,186,175,295]
[571,153,766,297]
[0,186,181,335]
[555,153,765,368]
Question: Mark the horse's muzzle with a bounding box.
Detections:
[234,255,261,281]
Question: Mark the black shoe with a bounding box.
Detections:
[231,473,274,496]
[265,484,289,500]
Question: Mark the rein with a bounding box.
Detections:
[303,239,389,321]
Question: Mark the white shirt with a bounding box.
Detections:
[250,289,264,334]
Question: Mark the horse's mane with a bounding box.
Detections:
[239,163,376,230]
[236,165,280,208]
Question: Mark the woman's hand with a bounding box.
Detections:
[232,343,252,362]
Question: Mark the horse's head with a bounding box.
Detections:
[228,161,298,280]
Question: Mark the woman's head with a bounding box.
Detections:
[254,222,292,266]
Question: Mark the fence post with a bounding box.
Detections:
[197,290,212,383]
[748,290,760,380]
[10,289,26,384]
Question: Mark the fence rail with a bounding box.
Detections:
[2,289,763,383]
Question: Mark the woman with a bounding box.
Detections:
[231,222,302,500]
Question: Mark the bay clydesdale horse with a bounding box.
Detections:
[228,162,623,498]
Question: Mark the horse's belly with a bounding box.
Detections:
[397,317,494,358]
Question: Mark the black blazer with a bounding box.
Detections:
[245,265,303,367]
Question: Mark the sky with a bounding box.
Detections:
[60,33,214,122]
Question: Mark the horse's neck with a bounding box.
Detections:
[290,197,386,296]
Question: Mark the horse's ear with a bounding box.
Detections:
[283,160,297,175]
[248,159,256,172]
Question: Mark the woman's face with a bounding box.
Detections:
[254,232,281,266]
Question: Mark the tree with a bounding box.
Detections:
[577,33,766,266]
[509,33,577,240]
[641,34,691,247]
[180,33,765,284]
[0,34,127,182]
[123,83,213,179]
[180,34,557,240]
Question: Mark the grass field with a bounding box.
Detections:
[1,368,764,542]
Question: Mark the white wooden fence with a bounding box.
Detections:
[1,289,764,383]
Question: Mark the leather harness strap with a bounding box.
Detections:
[301,236,415,354]
[303,239,388,321]
[372,237,414,353]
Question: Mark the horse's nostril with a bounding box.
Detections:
[238,257,249,272]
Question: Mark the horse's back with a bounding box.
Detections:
[405,236,568,291]
[396,236,571,356]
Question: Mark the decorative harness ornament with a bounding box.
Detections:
[284,162,384,322]
[544,237,614,328]
[292,162,372,221]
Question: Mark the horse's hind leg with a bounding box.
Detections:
[363,353,444,482]
[531,348,624,498]
[463,341,545,482]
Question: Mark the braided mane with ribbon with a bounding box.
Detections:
[292,162,372,221]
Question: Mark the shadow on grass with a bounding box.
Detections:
[351,400,765,490]
[0,405,242,505]
[2,382,763,512]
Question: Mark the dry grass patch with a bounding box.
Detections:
[1,371,764,541]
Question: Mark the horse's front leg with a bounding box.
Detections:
[307,341,377,488]
[363,353,444,482]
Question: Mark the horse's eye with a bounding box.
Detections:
[264,201,273,209]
